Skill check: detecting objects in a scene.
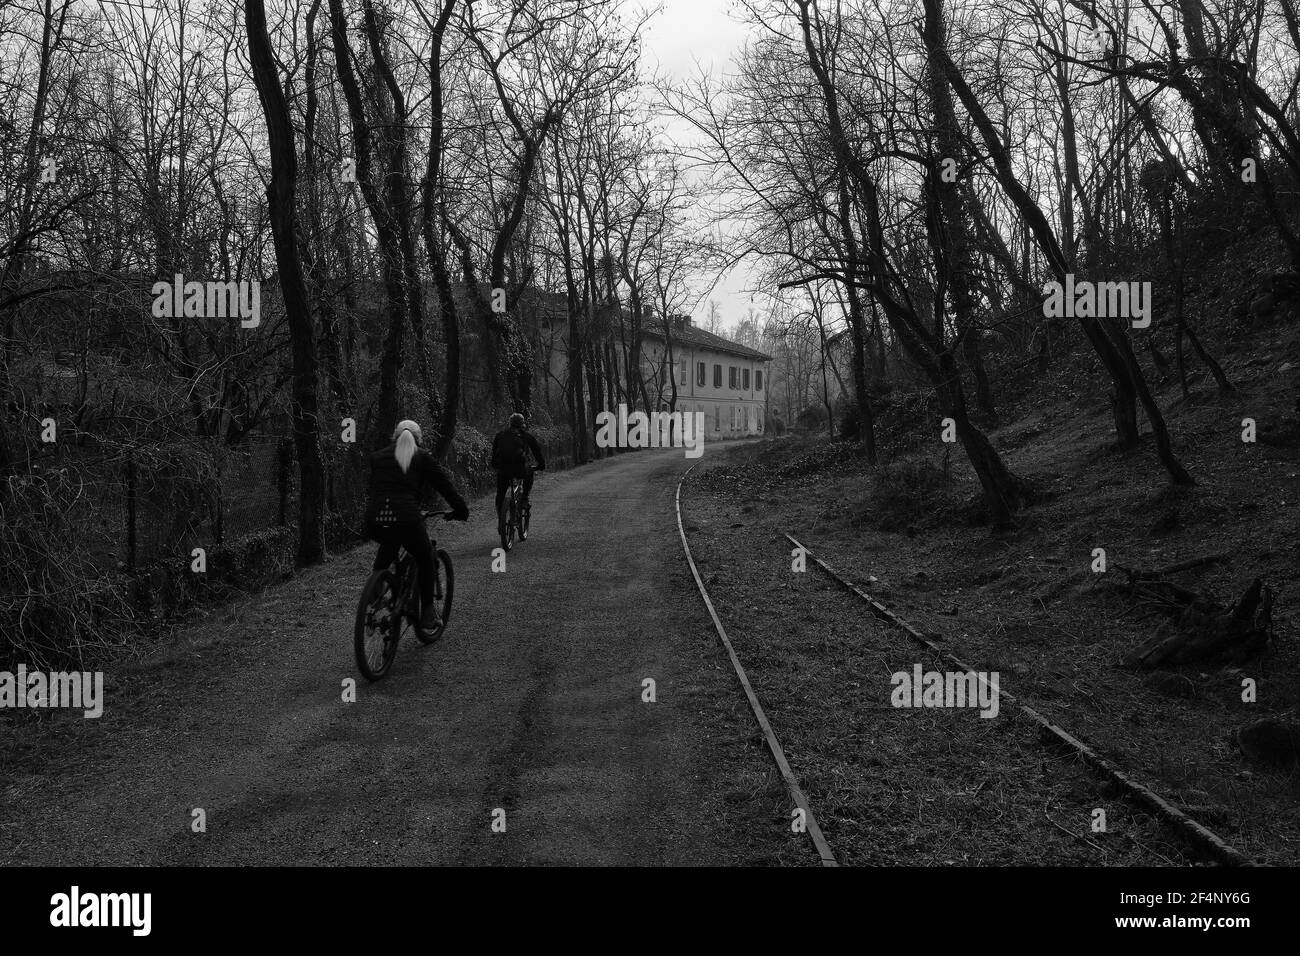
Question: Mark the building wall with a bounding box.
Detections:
[640,339,769,439]
[537,317,770,440]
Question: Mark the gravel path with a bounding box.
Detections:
[1,448,802,866]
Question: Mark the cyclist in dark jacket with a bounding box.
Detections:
[365,419,469,630]
[491,412,545,536]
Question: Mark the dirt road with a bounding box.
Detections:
[1,448,803,866]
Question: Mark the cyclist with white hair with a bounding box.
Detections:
[364,419,469,631]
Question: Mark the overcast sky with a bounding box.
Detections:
[640,0,751,80]
[639,0,766,333]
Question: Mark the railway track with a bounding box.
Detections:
[676,465,1255,868]
[674,465,838,866]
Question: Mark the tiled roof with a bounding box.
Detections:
[643,323,772,362]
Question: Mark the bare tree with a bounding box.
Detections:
[245,0,326,563]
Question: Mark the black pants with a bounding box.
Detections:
[495,468,534,519]
[370,519,435,608]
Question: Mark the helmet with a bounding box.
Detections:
[508,412,526,430]
[393,419,422,442]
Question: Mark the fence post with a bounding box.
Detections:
[125,448,137,571]
[213,450,224,545]
[278,436,293,527]
[327,447,337,513]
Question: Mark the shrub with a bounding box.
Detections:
[794,404,829,433]
[131,525,296,619]
[838,402,861,441]
[868,458,952,531]
[530,423,572,465]
[449,424,494,493]
[449,421,574,493]
[0,469,134,668]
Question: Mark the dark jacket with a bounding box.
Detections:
[491,427,546,478]
[364,444,468,528]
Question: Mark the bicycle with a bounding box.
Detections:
[353,510,455,681]
[498,476,529,551]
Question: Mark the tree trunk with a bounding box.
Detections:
[796,0,1021,525]
[586,340,605,458]
[928,11,1193,483]
[418,0,461,458]
[922,1,997,422]
[361,0,443,441]
[835,176,878,462]
[327,0,406,444]
[246,0,326,565]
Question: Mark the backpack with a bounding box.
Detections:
[491,428,529,475]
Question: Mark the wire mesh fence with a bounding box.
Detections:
[52,434,368,574]
[0,428,369,667]
[2,418,575,668]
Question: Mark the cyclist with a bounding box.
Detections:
[490,411,546,537]
[364,419,469,630]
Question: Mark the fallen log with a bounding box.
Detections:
[1122,577,1274,668]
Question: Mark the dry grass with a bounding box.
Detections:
[681,309,1300,865]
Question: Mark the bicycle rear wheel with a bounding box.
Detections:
[499,498,512,552]
[355,568,400,681]
[416,549,454,644]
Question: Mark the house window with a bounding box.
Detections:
[728,366,737,388]
[756,370,763,391]
[697,362,706,386]
[743,368,750,389]
[680,362,687,387]
[713,364,722,388]
[715,406,720,429]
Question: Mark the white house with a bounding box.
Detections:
[641,316,771,439]
[526,293,772,440]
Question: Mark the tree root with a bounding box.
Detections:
[1111,564,1274,668]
